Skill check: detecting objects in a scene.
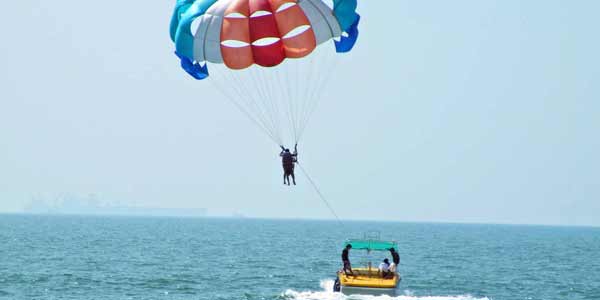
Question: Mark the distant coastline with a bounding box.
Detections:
[22,195,206,218]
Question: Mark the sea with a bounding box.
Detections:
[1,215,599,300]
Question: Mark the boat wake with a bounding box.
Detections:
[281,279,491,300]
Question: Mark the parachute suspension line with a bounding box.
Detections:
[285,50,320,145]
[296,51,320,141]
[282,60,298,145]
[213,85,278,144]
[246,67,282,144]
[208,77,280,145]
[260,68,283,140]
[248,69,274,140]
[226,70,282,145]
[292,60,302,143]
[269,65,284,142]
[204,43,341,148]
[240,67,284,145]
[219,68,274,136]
[211,70,270,134]
[296,51,323,141]
[209,66,284,145]
[275,65,297,145]
[262,67,285,145]
[293,57,302,142]
[266,68,284,143]
[299,49,339,142]
[297,49,341,142]
[296,162,345,228]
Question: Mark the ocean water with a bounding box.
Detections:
[1,215,599,300]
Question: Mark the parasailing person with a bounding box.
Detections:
[280,144,298,185]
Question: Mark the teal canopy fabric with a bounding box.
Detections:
[344,239,397,251]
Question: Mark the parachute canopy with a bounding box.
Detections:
[169,0,360,146]
[170,0,359,79]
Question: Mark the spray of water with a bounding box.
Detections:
[281,279,491,300]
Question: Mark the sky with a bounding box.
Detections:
[0,1,598,226]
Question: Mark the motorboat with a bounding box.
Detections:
[333,236,401,296]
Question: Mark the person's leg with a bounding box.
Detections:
[291,172,296,185]
[343,261,351,275]
[345,261,354,276]
[285,166,296,185]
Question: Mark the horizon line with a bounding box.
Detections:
[1,212,598,229]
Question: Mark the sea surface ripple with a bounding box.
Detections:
[1,215,599,300]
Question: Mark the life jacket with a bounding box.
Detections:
[282,152,294,165]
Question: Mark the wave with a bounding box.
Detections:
[281,279,490,300]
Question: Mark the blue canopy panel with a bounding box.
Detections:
[171,0,217,80]
[333,0,359,53]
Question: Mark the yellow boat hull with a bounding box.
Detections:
[337,268,400,293]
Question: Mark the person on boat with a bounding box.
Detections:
[389,248,400,272]
[341,244,354,276]
[279,144,298,185]
[378,258,392,278]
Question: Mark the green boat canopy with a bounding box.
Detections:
[344,239,397,251]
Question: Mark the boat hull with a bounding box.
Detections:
[340,285,398,296]
[335,268,400,296]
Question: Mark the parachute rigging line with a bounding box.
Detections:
[208,73,284,146]
[205,44,341,148]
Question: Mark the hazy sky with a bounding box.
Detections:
[1,1,598,226]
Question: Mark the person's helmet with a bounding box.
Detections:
[285,149,290,152]
[346,244,352,249]
[383,258,389,263]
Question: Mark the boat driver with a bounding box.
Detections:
[389,247,400,272]
[341,244,354,276]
